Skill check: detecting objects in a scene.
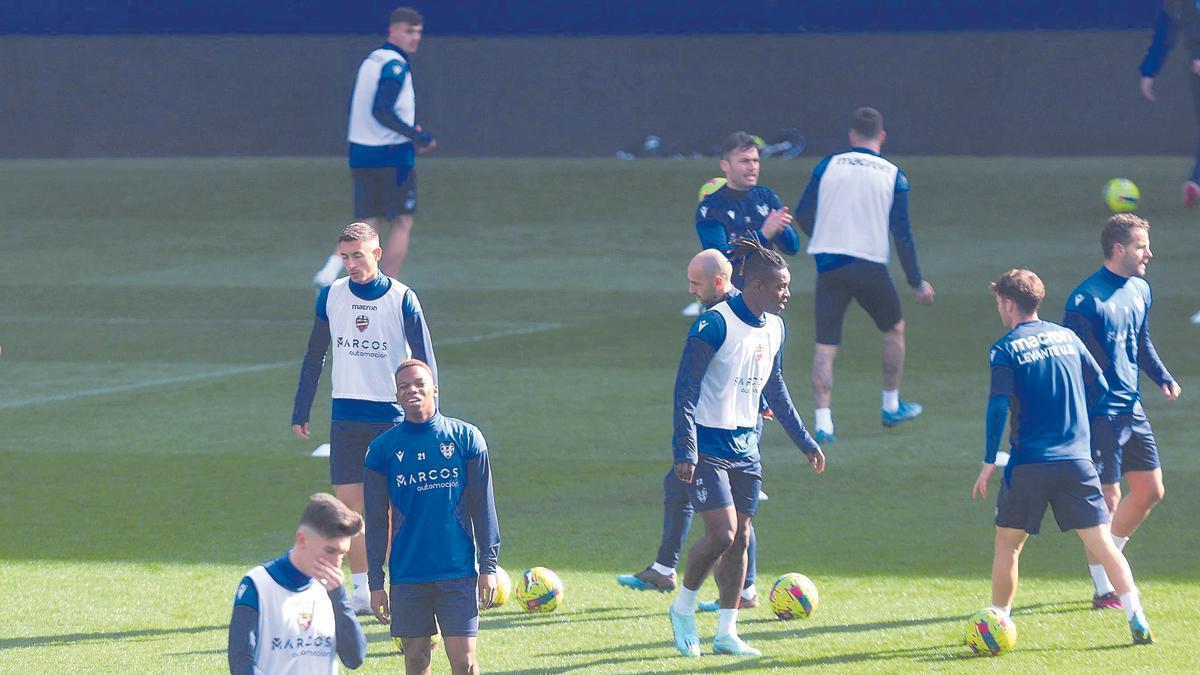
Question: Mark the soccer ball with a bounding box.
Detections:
[516,566,563,613]
[964,608,1017,656]
[481,565,512,610]
[394,631,440,654]
[768,573,819,620]
[1104,178,1140,213]
[698,177,727,202]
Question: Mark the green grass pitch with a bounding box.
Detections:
[0,156,1197,673]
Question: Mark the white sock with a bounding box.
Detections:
[1089,564,1115,596]
[716,608,739,638]
[1111,534,1129,551]
[814,408,833,433]
[882,389,899,413]
[991,605,1011,619]
[319,254,342,276]
[351,573,368,597]
[651,562,674,577]
[741,584,756,600]
[1120,591,1142,621]
[673,586,699,615]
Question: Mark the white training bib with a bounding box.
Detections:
[807,151,899,264]
[695,302,783,429]
[347,48,416,147]
[246,566,338,675]
[326,277,412,401]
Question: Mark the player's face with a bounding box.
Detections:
[687,262,724,306]
[338,238,382,283]
[295,530,352,578]
[1113,228,1152,277]
[750,266,791,315]
[720,147,760,190]
[389,22,423,52]
[395,365,437,420]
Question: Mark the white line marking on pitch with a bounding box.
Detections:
[0,322,562,410]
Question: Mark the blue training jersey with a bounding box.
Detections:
[987,320,1106,467]
[363,412,500,586]
[696,185,800,286]
[1062,267,1173,416]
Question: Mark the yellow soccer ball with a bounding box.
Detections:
[516,566,563,613]
[964,608,1017,656]
[481,565,512,610]
[768,573,819,620]
[1104,178,1140,213]
[698,176,727,202]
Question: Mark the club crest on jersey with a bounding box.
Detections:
[355,315,370,332]
[754,342,766,361]
[297,610,313,631]
[440,442,455,459]
[696,487,707,503]
[756,204,769,217]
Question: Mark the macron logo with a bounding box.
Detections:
[697,320,709,332]
[1074,294,1084,307]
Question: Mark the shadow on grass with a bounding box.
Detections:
[0,625,226,650]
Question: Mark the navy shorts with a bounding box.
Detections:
[688,453,762,516]
[814,260,902,345]
[995,460,1110,534]
[353,166,417,220]
[329,419,396,485]
[1090,407,1160,484]
[390,576,479,638]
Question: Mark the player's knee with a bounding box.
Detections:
[707,528,736,552]
[884,320,905,337]
[447,652,477,674]
[405,651,432,672]
[1139,481,1165,505]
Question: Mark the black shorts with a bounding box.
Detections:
[814,260,902,345]
[687,453,762,516]
[390,576,479,638]
[353,166,417,220]
[1090,406,1160,484]
[329,419,396,485]
[995,460,1109,535]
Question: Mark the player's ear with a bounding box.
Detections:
[879,129,887,145]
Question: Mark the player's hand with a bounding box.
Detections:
[371,589,390,625]
[761,207,792,239]
[674,461,696,484]
[761,407,775,421]
[478,573,498,609]
[1162,381,1181,401]
[312,556,345,591]
[292,423,310,440]
[1140,76,1156,101]
[807,449,825,474]
[914,281,935,305]
[972,463,996,499]
[418,137,438,154]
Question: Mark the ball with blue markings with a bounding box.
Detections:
[769,572,819,620]
[516,566,563,613]
[964,607,1016,656]
[1104,178,1140,213]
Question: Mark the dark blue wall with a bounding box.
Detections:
[1,1,1157,36]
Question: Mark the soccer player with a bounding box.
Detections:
[973,268,1153,645]
[228,493,368,674]
[293,222,438,614]
[1062,214,1181,609]
[687,131,800,311]
[364,359,500,675]
[794,107,935,443]
[618,250,763,611]
[314,6,436,286]
[1139,1,1200,207]
[668,238,824,657]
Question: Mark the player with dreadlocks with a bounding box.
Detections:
[667,237,825,658]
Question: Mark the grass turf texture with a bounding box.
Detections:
[1,157,1198,673]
